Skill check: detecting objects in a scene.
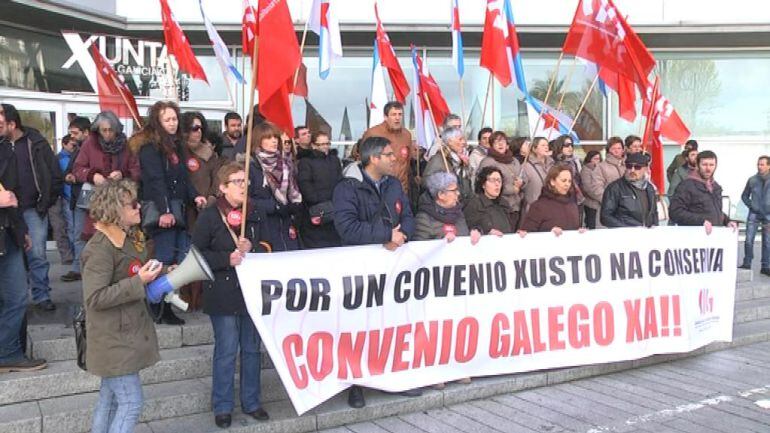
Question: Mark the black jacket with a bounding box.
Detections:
[247,160,301,251]
[463,193,513,234]
[669,177,728,226]
[13,128,62,214]
[192,204,268,316]
[136,140,200,217]
[332,163,415,246]
[600,177,659,228]
[0,138,27,250]
[297,149,342,248]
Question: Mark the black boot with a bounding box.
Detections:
[159,301,185,325]
[348,385,365,408]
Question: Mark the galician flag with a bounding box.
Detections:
[199,0,245,85]
[450,0,464,78]
[369,42,388,128]
[309,0,343,79]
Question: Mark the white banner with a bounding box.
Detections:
[236,227,737,414]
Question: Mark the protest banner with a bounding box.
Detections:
[236,226,737,414]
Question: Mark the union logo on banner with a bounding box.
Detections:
[698,288,714,315]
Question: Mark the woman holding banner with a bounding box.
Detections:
[478,131,525,230]
[414,172,481,244]
[463,166,514,235]
[519,164,582,235]
[192,162,270,428]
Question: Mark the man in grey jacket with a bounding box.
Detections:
[739,156,770,275]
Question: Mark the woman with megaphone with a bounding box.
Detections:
[191,162,271,428]
[81,179,172,433]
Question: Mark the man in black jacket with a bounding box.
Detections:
[0,112,47,372]
[670,150,736,234]
[600,152,659,228]
[0,104,62,311]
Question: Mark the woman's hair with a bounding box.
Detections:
[489,131,508,148]
[583,150,602,165]
[510,136,529,156]
[217,162,245,187]
[311,131,330,144]
[551,134,573,155]
[181,111,208,141]
[89,179,138,225]
[249,121,282,153]
[143,100,181,155]
[474,166,503,195]
[425,172,457,198]
[606,136,623,152]
[543,163,573,195]
[91,111,124,136]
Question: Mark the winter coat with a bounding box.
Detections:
[297,149,343,248]
[184,142,222,230]
[741,173,770,217]
[600,177,659,228]
[414,198,470,241]
[520,189,581,232]
[478,155,523,212]
[74,132,140,185]
[247,159,301,251]
[580,162,603,210]
[423,148,474,205]
[0,138,27,250]
[81,223,159,378]
[669,176,728,226]
[667,164,694,197]
[192,203,268,316]
[361,122,414,194]
[57,149,73,200]
[596,154,625,202]
[520,155,554,214]
[468,145,488,189]
[12,127,62,214]
[666,153,686,182]
[463,193,514,234]
[332,162,415,245]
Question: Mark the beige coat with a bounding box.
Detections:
[580,162,603,210]
[478,156,523,212]
[82,223,159,378]
[520,155,554,215]
[596,154,625,202]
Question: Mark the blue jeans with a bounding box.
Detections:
[744,212,770,269]
[151,227,189,265]
[91,373,143,433]
[72,207,87,273]
[209,314,262,415]
[22,209,51,304]
[0,234,29,362]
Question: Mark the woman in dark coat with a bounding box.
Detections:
[245,121,303,251]
[415,171,481,244]
[191,162,270,428]
[297,131,342,248]
[463,166,514,235]
[519,164,582,235]
[129,101,207,324]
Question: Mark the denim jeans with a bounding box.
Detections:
[743,212,770,269]
[151,227,189,265]
[22,208,51,304]
[0,234,29,362]
[209,314,262,415]
[91,373,143,433]
[72,207,87,273]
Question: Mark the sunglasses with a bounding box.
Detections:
[283,140,293,145]
[625,163,646,171]
[190,125,203,132]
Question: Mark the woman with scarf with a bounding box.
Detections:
[519,164,582,235]
[72,111,140,268]
[478,131,525,230]
[463,166,514,235]
[580,150,603,229]
[192,162,270,428]
[246,121,303,251]
[414,172,482,243]
[129,101,207,325]
[520,137,554,217]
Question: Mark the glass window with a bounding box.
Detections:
[19,110,56,149]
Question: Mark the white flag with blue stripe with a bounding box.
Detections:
[450,0,464,78]
[199,0,245,85]
[309,0,343,80]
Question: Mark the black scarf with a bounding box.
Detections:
[99,133,127,155]
[424,201,464,224]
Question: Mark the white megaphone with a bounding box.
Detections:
[146,245,214,312]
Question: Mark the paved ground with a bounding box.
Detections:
[318,341,770,433]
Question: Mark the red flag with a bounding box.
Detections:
[257,0,301,134]
[412,45,450,126]
[480,0,511,87]
[599,68,638,121]
[642,77,665,192]
[374,3,410,103]
[159,0,208,83]
[292,63,308,98]
[90,44,141,124]
[242,0,258,58]
[642,81,690,145]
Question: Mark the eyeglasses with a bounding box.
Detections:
[190,125,203,132]
[563,142,574,147]
[625,163,646,171]
[226,178,248,186]
[442,188,460,194]
[283,140,293,145]
[486,177,503,184]
[314,141,331,146]
[99,127,114,134]
[380,151,395,157]
[123,199,140,210]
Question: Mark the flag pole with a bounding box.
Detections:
[241,37,260,239]
[566,74,598,137]
[459,78,466,135]
[532,51,564,138]
[491,78,495,130]
[108,75,143,129]
[290,14,311,107]
[425,95,450,173]
[480,73,492,129]
[553,58,578,114]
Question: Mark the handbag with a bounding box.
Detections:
[141,198,186,231]
[307,201,335,225]
[76,183,94,210]
[73,305,87,371]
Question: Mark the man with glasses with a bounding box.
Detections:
[332,135,417,408]
[600,152,659,228]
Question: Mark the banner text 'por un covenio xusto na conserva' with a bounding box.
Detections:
[236,226,737,414]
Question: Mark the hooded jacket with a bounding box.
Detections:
[332,162,415,245]
[669,174,728,226]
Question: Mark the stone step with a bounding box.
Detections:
[734,296,770,324]
[737,268,753,283]
[4,316,770,433]
[735,279,770,302]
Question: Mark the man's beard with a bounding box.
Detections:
[385,123,402,133]
[227,130,242,140]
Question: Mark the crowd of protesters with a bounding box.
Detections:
[0,99,762,431]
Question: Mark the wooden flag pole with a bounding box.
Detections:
[567,74,599,138]
[459,78,466,134]
[425,95,450,173]
[491,78,495,130]
[532,51,564,138]
[480,73,493,129]
[554,58,578,114]
[289,15,311,107]
[108,75,143,129]
[240,37,260,239]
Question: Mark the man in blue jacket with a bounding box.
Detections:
[332,136,417,408]
[739,156,770,275]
